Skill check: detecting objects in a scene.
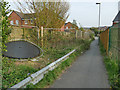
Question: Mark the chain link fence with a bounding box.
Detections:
[0,22,2,89]
[8,26,39,45]
[2,25,94,88]
[109,24,120,60]
[100,23,120,61]
[6,25,93,66]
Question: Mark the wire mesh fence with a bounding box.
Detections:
[8,26,39,45]
[109,24,120,60]
[0,10,1,88]
[2,25,94,88]
[6,25,93,68]
[100,23,120,61]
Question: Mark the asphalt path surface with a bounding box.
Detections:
[51,38,110,88]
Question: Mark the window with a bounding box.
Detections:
[31,19,33,24]
[66,27,68,29]
[16,20,19,25]
[10,20,13,25]
[25,20,28,24]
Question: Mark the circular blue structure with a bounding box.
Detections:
[3,40,40,59]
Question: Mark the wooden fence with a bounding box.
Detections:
[100,24,120,60]
[100,28,109,54]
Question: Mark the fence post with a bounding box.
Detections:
[76,30,77,39]
[107,28,110,55]
[81,31,82,38]
[118,21,120,82]
[37,27,40,39]
[108,27,111,55]
[118,22,120,60]
[22,28,25,39]
[41,26,44,47]
[82,31,84,39]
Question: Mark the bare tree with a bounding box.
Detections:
[14,0,70,28]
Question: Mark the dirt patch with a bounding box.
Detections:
[14,57,51,69]
[15,61,41,69]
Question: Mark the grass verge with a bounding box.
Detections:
[2,39,93,88]
[26,39,92,88]
[99,41,120,89]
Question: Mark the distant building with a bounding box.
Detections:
[83,27,90,31]
[8,11,35,28]
[113,11,120,25]
[113,1,120,25]
[61,22,78,32]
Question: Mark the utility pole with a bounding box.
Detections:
[96,3,101,44]
[96,3,101,35]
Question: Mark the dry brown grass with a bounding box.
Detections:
[15,61,41,69]
[14,56,51,69]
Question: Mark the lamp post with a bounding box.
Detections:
[96,2,101,36]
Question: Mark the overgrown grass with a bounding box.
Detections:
[2,58,39,88]
[26,39,92,88]
[2,39,93,88]
[99,41,120,89]
[28,53,76,88]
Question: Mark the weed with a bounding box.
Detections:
[2,39,92,88]
[99,42,120,89]
[2,58,38,88]
[28,39,92,88]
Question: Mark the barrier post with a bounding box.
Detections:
[41,26,44,47]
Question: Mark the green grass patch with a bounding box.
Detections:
[2,39,93,88]
[99,41,120,89]
[27,52,77,88]
[2,58,38,88]
[26,39,92,88]
[104,57,119,89]
[99,41,106,55]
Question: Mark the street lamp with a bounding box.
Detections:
[96,2,101,36]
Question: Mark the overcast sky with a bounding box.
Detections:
[67,0,119,27]
[7,0,120,27]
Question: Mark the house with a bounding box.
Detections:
[8,11,35,28]
[83,27,90,31]
[61,22,78,32]
[113,11,120,25]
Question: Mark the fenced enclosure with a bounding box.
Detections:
[7,25,93,63]
[2,25,94,88]
[100,24,120,60]
[8,26,39,46]
[100,28,109,54]
[109,24,119,60]
[0,24,2,89]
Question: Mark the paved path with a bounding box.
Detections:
[51,38,110,88]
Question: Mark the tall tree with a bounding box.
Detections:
[1,0,11,51]
[14,0,70,28]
